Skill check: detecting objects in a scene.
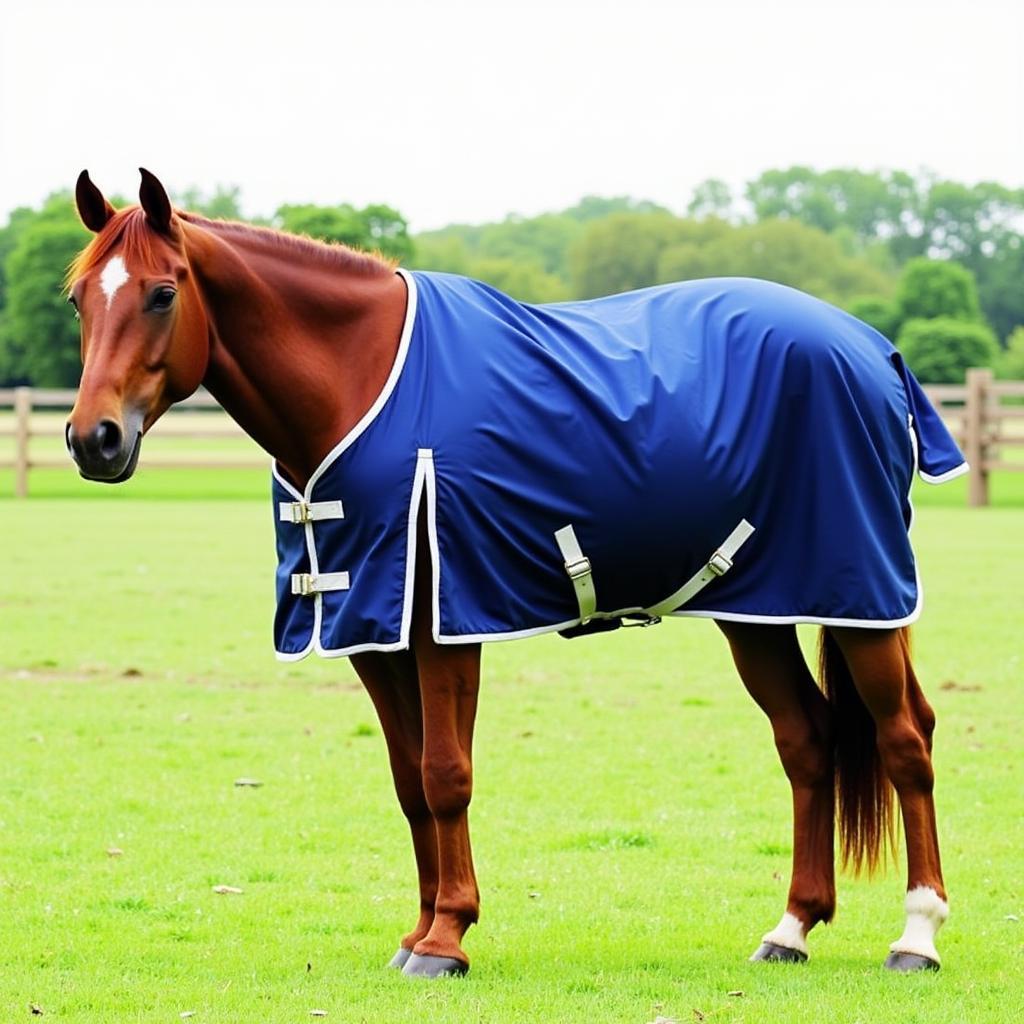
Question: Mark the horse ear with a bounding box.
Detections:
[138,167,174,235]
[75,170,115,233]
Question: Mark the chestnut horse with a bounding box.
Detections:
[65,169,951,978]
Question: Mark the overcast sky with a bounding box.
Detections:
[1,0,1021,232]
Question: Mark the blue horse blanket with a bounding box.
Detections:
[272,271,966,660]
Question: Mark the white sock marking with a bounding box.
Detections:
[99,256,130,309]
[890,885,949,962]
[758,910,808,956]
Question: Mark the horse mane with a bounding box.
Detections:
[179,212,396,277]
[67,207,394,290]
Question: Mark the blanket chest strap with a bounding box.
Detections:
[291,571,351,596]
[279,500,345,524]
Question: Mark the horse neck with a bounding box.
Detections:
[182,221,408,488]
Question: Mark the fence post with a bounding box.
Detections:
[14,386,31,498]
[964,367,992,507]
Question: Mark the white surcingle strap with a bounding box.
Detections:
[555,524,597,624]
[279,500,345,524]
[646,519,755,616]
[291,571,351,596]
[556,519,754,625]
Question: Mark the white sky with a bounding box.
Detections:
[1,0,1021,232]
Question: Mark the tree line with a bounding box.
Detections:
[2,168,1022,388]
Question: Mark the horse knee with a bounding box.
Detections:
[877,718,934,793]
[422,752,473,818]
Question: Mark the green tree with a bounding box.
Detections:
[659,218,892,306]
[741,168,1024,338]
[996,327,1024,380]
[409,234,473,275]
[275,202,412,262]
[474,214,581,277]
[686,179,736,221]
[176,184,245,220]
[561,195,670,222]
[3,217,88,386]
[895,258,982,323]
[919,180,1024,265]
[897,317,999,383]
[0,193,88,386]
[468,258,568,302]
[848,296,901,340]
[977,239,1024,342]
[361,204,414,263]
[569,212,694,297]
[413,196,671,290]
[745,167,921,244]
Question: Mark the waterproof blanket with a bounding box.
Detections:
[272,270,966,660]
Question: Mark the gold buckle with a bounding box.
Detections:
[289,502,311,524]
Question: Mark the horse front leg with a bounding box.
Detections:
[718,621,835,963]
[393,526,482,979]
[829,627,948,971]
[399,627,481,978]
[349,649,438,969]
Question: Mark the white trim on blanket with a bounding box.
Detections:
[272,464,320,661]
[919,463,969,484]
[304,448,433,659]
[273,271,419,661]
[305,269,419,500]
[669,607,922,629]
[909,411,969,485]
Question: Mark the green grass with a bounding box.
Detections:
[1,498,1022,1022]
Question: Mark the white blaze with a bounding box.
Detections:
[99,256,130,309]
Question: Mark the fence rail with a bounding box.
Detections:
[923,368,1024,506]
[3,369,1023,503]
[0,388,262,496]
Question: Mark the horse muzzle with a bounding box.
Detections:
[65,412,144,483]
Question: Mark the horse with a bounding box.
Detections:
[64,168,962,979]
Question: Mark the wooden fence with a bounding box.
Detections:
[2,369,1023,503]
[0,388,262,497]
[922,368,1024,505]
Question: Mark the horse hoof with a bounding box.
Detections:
[401,952,469,978]
[749,942,808,964]
[388,947,412,970]
[884,951,940,972]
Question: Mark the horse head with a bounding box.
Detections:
[66,169,210,481]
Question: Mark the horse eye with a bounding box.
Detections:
[148,287,177,312]
[67,295,80,320]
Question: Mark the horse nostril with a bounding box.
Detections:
[65,421,74,454]
[96,419,123,460]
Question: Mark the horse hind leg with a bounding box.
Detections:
[827,626,948,971]
[717,621,836,963]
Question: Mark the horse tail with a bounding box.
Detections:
[818,626,898,874]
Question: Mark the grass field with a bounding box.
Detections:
[1,484,1022,1022]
